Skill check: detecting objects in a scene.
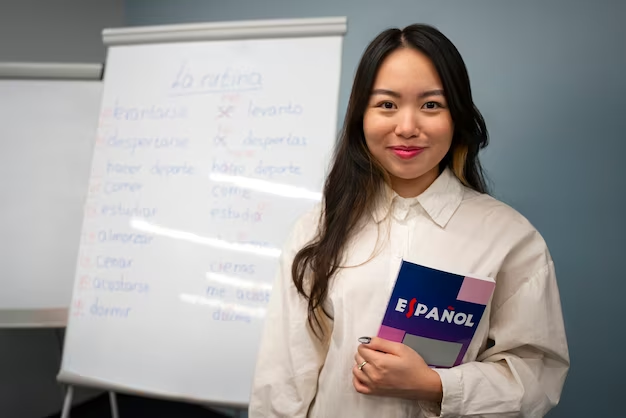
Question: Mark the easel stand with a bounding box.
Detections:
[60,385,120,418]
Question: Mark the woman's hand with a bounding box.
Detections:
[353,337,443,402]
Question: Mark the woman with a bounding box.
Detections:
[249,23,569,417]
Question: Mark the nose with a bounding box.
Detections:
[394,109,419,139]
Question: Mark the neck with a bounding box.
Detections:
[390,166,440,198]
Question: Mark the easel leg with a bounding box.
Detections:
[60,385,74,418]
[109,392,120,418]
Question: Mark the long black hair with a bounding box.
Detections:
[292,24,489,338]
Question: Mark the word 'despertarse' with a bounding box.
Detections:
[395,298,475,327]
[106,132,189,154]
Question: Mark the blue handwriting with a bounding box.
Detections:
[211,159,245,176]
[101,204,157,218]
[248,101,303,117]
[254,160,301,177]
[236,288,270,304]
[92,276,149,294]
[151,161,195,176]
[104,181,142,194]
[107,132,189,154]
[107,161,141,175]
[212,306,251,323]
[90,298,131,318]
[206,286,226,298]
[113,101,187,121]
[209,261,256,275]
[170,62,263,96]
[97,230,154,245]
[212,185,251,199]
[97,256,133,269]
[242,131,307,150]
[210,206,263,223]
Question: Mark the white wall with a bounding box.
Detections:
[0,2,124,417]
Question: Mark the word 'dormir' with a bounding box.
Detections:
[395,297,475,327]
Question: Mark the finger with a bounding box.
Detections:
[353,354,373,384]
[354,353,367,372]
[357,342,387,364]
[352,374,372,395]
[359,336,404,356]
[353,352,365,371]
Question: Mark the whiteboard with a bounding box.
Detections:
[0,75,102,327]
[59,18,345,407]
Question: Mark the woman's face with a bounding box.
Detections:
[363,47,454,197]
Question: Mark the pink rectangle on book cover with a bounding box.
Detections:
[378,325,406,343]
[456,277,495,305]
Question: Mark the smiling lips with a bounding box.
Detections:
[389,146,425,159]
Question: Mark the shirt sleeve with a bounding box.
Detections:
[248,209,330,418]
[419,260,570,417]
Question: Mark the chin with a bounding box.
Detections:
[388,166,438,182]
[389,166,427,178]
[389,172,425,181]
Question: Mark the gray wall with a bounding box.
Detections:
[0,0,123,62]
[125,1,626,417]
[0,1,124,417]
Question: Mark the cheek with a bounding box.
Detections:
[363,114,391,146]
[423,116,454,144]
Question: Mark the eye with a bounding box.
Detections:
[423,101,443,110]
[377,101,396,110]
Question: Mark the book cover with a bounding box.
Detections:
[377,260,495,368]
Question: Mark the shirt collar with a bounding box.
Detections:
[371,168,465,228]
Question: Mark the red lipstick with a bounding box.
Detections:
[390,146,424,159]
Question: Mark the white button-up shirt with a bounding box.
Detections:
[249,168,569,417]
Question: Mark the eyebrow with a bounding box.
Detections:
[371,88,445,99]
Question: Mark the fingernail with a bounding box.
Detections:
[358,337,371,344]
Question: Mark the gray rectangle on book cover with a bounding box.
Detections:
[402,334,463,367]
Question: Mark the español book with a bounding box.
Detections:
[378,259,496,368]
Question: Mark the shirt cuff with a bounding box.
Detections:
[420,367,463,417]
[417,400,441,418]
